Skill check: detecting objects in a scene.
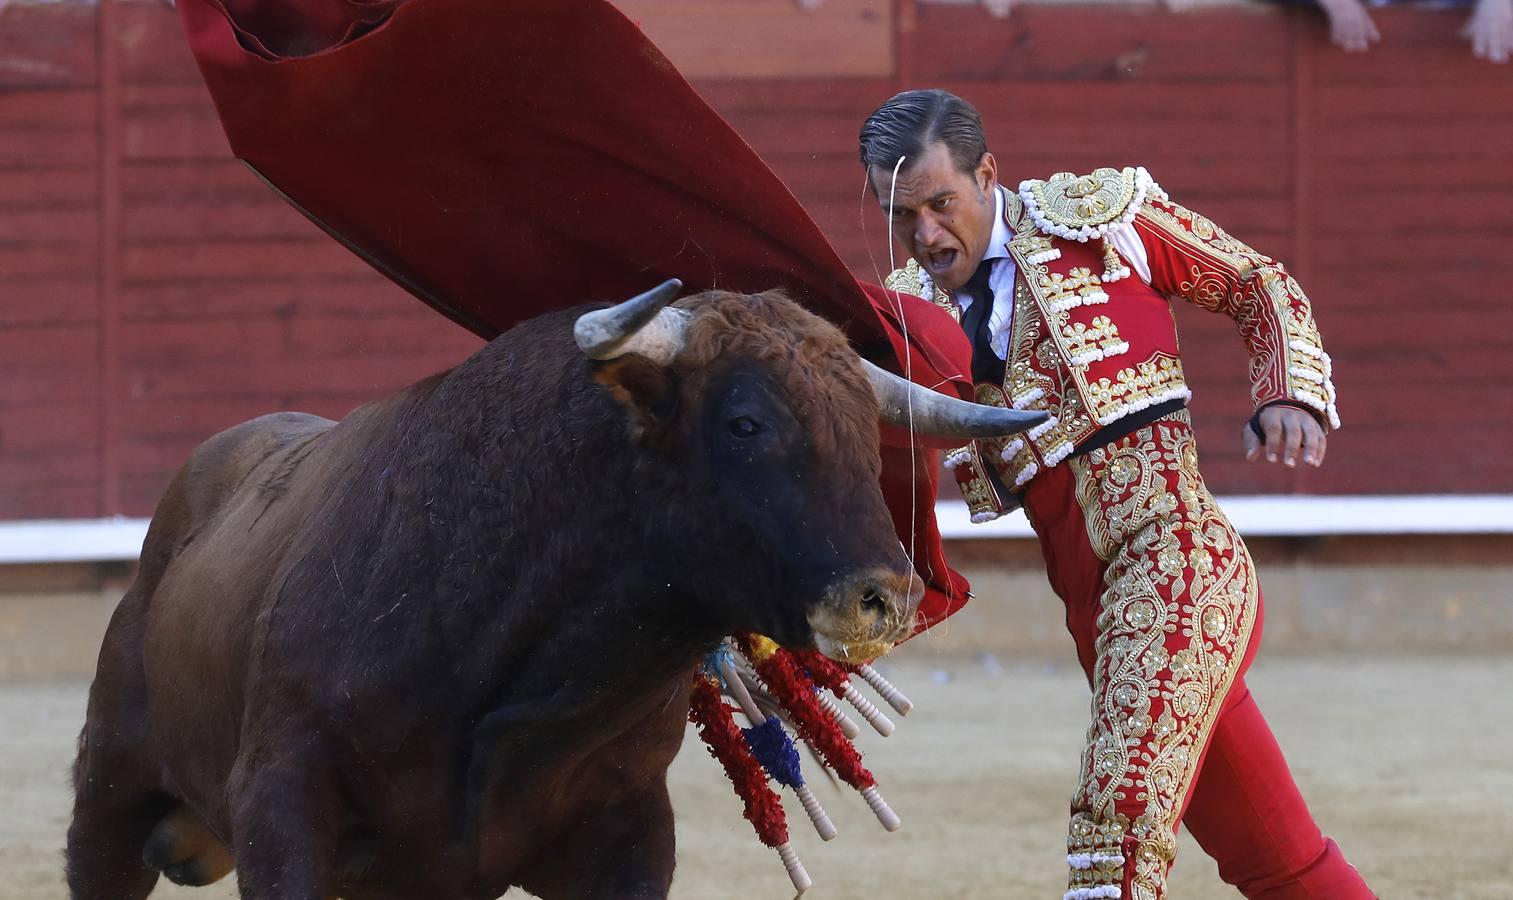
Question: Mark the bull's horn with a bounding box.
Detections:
[574,279,690,364]
[861,359,1049,439]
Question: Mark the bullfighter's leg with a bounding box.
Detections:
[226,741,339,900]
[1182,685,1374,898]
[1060,415,1261,900]
[519,786,677,900]
[66,587,168,900]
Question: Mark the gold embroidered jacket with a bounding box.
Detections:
[885,167,1340,523]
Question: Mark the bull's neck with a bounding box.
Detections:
[396,347,733,715]
[434,460,723,713]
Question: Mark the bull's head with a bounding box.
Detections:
[576,279,1043,661]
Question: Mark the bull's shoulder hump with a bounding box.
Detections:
[179,413,334,516]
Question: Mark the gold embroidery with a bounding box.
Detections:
[1039,267,1109,312]
[1008,231,1190,446]
[958,470,998,515]
[995,239,1098,478]
[1021,234,1061,265]
[1084,355,1190,427]
[1101,237,1132,282]
[947,387,1010,520]
[1030,168,1139,230]
[971,383,1022,467]
[1137,198,1339,427]
[950,440,1007,522]
[884,258,957,323]
[1063,316,1127,366]
[1065,414,1258,900]
[1003,271,1049,408]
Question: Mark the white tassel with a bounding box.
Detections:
[1027,415,1060,441]
[776,842,812,896]
[794,784,837,841]
[1012,387,1045,409]
[815,690,861,739]
[1013,462,1039,487]
[1288,338,1324,358]
[854,663,913,715]
[840,684,895,736]
[1042,442,1076,468]
[860,784,901,831]
[1093,387,1192,427]
[716,656,766,724]
[1068,852,1125,870]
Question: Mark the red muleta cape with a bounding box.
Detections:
[177,0,975,629]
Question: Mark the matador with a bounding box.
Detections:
[864,90,1374,900]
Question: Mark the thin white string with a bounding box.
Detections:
[859,157,936,640]
[884,156,921,580]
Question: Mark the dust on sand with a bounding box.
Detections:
[5,654,1508,899]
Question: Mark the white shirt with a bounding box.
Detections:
[953,185,1016,361]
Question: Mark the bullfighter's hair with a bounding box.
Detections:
[673,290,882,473]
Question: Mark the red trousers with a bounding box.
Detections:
[1021,413,1372,900]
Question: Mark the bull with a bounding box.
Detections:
[66,282,1041,900]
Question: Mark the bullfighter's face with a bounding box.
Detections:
[869,140,998,292]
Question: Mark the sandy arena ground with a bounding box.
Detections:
[5,653,1510,900]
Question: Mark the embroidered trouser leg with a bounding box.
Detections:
[1022,412,1370,900]
[1183,686,1373,899]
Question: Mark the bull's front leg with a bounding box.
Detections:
[521,786,677,900]
[226,739,340,900]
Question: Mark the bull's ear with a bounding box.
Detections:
[593,356,680,430]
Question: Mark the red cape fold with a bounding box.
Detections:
[177,0,974,628]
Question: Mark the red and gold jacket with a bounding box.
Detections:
[886,167,1340,523]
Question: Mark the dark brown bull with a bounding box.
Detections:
[67,283,1041,900]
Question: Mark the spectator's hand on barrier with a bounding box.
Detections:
[1244,406,1327,469]
[1465,0,1513,62]
[982,0,1013,18]
[1317,0,1381,52]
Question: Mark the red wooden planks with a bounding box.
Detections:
[4,1,1513,519]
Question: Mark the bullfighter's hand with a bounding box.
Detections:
[1243,405,1326,469]
[1465,0,1513,63]
[1317,0,1381,52]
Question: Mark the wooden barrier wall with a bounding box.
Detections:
[2,0,1511,520]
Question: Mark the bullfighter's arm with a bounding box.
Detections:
[1129,186,1341,432]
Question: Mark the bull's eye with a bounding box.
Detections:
[728,416,762,439]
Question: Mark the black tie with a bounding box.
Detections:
[959,259,1005,386]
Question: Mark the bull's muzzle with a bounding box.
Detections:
[808,567,924,662]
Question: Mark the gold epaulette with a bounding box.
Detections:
[1016,166,1164,243]
[883,258,957,322]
